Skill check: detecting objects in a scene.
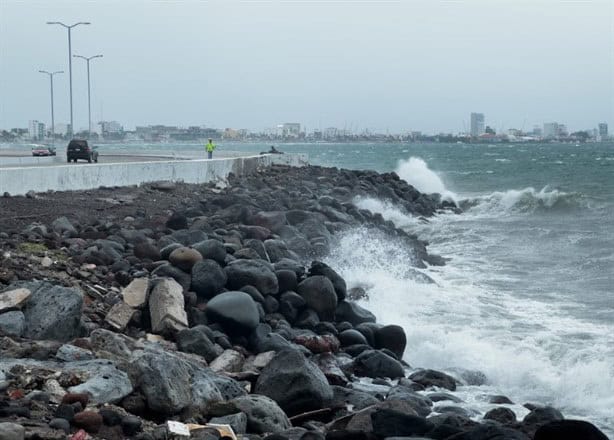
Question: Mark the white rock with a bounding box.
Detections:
[105,302,135,331]
[209,349,245,373]
[41,256,53,267]
[121,278,150,308]
[0,288,31,312]
[149,278,188,334]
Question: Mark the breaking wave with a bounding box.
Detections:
[395,157,458,203]
[461,187,589,214]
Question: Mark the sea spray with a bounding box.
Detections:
[337,192,614,435]
[395,157,458,203]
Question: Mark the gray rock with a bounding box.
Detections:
[0,422,25,440]
[523,406,564,426]
[209,412,248,434]
[176,325,222,362]
[51,216,77,236]
[335,301,376,326]
[330,385,380,410]
[191,369,223,411]
[132,350,192,414]
[254,348,333,416]
[408,369,457,391]
[374,325,407,358]
[151,263,192,292]
[193,239,227,265]
[386,385,433,417]
[211,374,248,400]
[484,406,516,424]
[21,282,83,342]
[149,278,188,334]
[209,349,244,373]
[169,246,203,272]
[309,261,347,301]
[0,311,25,337]
[105,301,136,331]
[225,259,278,295]
[121,278,150,308]
[67,360,133,404]
[230,394,291,434]
[352,350,405,379]
[55,344,95,362]
[206,291,260,335]
[297,276,338,321]
[191,259,227,299]
[263,239,292,263]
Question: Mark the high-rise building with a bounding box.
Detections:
[470,113,485,137]
[598,123,608,140]
[543,122,559,139]
[28,120,46,140]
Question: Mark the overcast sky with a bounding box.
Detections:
[1,0,612,133]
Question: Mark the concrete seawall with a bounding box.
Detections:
[0,154,307,196]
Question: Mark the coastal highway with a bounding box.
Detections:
[0,149,249,168]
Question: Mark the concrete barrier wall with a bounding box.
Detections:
[0,154,307,196]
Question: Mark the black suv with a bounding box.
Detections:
[67,139,99,163]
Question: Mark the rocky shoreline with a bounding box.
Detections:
[0,164,609,440]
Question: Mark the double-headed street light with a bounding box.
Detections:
[46,21,90,137]
[73,54,103,137]
[38,70,64,145]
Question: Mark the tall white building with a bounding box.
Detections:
[470,113,485,137]
[543,122,559,139]
[28,120,46,140]
[598,122,608,140]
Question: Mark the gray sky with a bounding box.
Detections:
[1,0,612,133]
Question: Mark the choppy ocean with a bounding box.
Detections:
[10,140,614,434]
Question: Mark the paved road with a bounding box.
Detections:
[0,150,251,168]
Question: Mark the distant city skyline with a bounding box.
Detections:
[1,1,612,133]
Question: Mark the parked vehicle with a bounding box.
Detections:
[66,139,98,163]
[31,145,56,156]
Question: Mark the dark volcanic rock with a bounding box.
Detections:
[18,282,83,342]
[228,394,292,434]
[352,349,405,379]
[166,212,188,230]
[193,239,227,264]
[225,259,279,295]
[254,348,333,416]
[371,408,434,437]
[386,385,433,417]
[275,269,298,293]
[408,369,457,391]
[335,301,376,326]
[523,406,564,426]
[374,325,407,358]
[176,325,222,362]
[297,276,338,321]
[534,420,609,440]
[191,259,227,299]
[151,263,192,291]
[445,424,530,439]
[309,261,347,301]
[206,291,260,335]
[338,329,369,347]
[484,406,516,424]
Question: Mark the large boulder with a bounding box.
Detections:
[169,246,203,272]
[191,259,227,299]
[131,351,192,414]
[225,259,278,295]
[408,369,457,391]
[193,239,227,265]
[374,325,406,358]
[149,278,188,334]
[352,349,405,379]
[20,282,83,342]
[229,394,291,434]
[176,325,223,362]
[309,261,347,301]
[297,276,337,321]
[254,349,333,416]
[370,408,434,438]
[534,420,609,440]
[205,291,260,335]
[335,301,376,326]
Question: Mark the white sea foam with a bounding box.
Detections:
[326,217,614,435]
[395,157,458,203]
[462,187,585,214]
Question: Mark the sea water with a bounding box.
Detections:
[17,140,614,433]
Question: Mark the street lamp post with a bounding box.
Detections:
[46,21,90,137]
[73,54,103,138]
[38,70,64,145]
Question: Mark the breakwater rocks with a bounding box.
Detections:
[0,165,609,440]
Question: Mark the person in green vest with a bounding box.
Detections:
[205,138,216,159]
